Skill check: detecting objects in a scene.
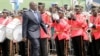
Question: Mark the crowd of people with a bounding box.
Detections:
[0,1,100,56]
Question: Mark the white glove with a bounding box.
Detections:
[52,13,59,20]
[89,23,94,28]
[45,24,49,28]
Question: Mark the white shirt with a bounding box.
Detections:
[31,10,39,22]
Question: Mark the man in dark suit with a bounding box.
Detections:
[22,1,48,56]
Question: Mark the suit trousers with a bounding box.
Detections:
[28,36,40,56]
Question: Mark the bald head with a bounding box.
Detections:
[29,1,37,11]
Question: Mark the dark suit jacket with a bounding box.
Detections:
[22,9,47,38]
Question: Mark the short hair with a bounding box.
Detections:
[2,9,9,13]
[75,5,80,8]
[38,2,45,6]
[91,5,97,9]
[38,2,45,8]
[64,4,68,6]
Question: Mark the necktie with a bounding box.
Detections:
[34,11,39,23]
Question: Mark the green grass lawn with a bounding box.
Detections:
[0,0,85,11]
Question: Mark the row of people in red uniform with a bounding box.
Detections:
[0,3,100,56]
[39,3,100,56]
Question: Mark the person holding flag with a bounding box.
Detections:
[10,0,20,11]
[71,0,79,9]
[85,0,93,11]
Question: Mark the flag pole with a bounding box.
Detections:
[85,0,87,11]
[79,0,80,5]
[61,0,64,7]
[71,0,74,10]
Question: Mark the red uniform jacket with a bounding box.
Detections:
[40,12,52,38]
[68,14,88,40]
[53,18,70,40]
[90,15,100,40]
[5,16,13,25]
[0,17,5,24]
[0,16,13,26]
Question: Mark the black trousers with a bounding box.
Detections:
[40,38,48,56]
[55,37,65,56]
[72,36,86,56]
[83,40,90,56]
[87,36,100,56]
[95,39,100,56]
[18,41,26,56]
[0,39,9,56]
